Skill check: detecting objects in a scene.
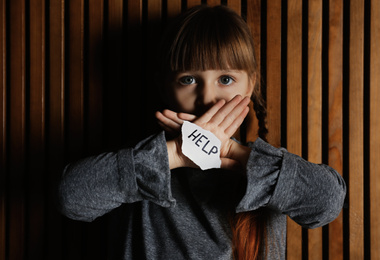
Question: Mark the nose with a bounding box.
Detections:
[195,81,218,114]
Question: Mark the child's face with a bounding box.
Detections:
[169,70,254,116]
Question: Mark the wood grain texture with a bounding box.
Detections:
[266,0,282,148]
[27,0,46,258]
[286,1,303,259]
[86,1,106,258]
[65,1,85,258]
[0,0,378,259]
[246,0,261,75]
[349,0,364,258]
[187,0,202,8]
[9,0,26,259]
[246,0,261,143]
[105,0,124,148]
[46,0,65,258]
[227,0,241,15]
[207,0,221,7]
[167,0,181,18]
[328,1,344,259]
[307,0,323,259]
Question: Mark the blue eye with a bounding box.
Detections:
[219,76,234,86]
[179,76,196,85]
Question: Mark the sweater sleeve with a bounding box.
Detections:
[235,138,346,229]
[58,131,175,222]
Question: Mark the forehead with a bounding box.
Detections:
[159,6,257,78]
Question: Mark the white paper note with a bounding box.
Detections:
[181,121,221,170]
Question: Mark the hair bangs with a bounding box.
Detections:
[167,6,256,75]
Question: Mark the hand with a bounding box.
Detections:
[166,95,252,170]
[191,95,251,169]
[155,109,197,137]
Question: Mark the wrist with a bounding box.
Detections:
[167,137,197,170]
[167,138,182,170]
[229,141,251,169]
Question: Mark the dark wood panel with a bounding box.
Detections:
[328,1,344,259]
[9,0,26,259]
[0,1,6,260]
[307,0,323,259]
[65,1,86,258]
[227,0,241,15]
[46,0,65,258]
[27,0,46,258]
[286,0,303,259]
[104,0,124,149]
[0,0,378,259]
[245,0,261,143]
[266,0,282,148]
[349,0,364,258]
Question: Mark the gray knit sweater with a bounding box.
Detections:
[58,131,346,259]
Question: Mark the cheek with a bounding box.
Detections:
[174,88,196,112]
[219,86,251,101]
[235,81,253,98]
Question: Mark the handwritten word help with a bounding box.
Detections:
[181,121,221,170]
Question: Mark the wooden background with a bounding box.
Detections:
[0,0,379,259]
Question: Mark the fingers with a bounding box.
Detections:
[178,112,197,122]
[157,95,250,140]
[209,95,244,126]
[195,99,226,125]
[156,109,197,135]
[224,106,249,137]
[195,95,250,136]
[155,110,182,133]
[219,96,250,132]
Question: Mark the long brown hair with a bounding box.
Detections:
[158,5,268,259]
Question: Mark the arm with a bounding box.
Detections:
[58,132,175,222]
[236,138,346,228]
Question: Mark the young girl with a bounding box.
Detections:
[59,5,346,260]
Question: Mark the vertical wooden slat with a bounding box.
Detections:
[105,0,123,148]
[87,0,105,258]
[247,0,261,76]
[370,0,380,259]
[349,0,364,258]
[126,0,143,143]
[246,0,261,143]
[328,0,344,259]
[88,0,104,160]
[286,1,303,259]
[65,0,85,258]
[46,0,65,258]
[207,0,221,7]
[0,0,6,259]
[1,1,379,259]
[266,1,281,147]
[144,0,162,136]
[67,0,85,158]
[167,0,181,18]
[307,0,323,259]
[27,0,46,258]
[9,0,26,259]
[227,0,241,15]
[187,0,202,9]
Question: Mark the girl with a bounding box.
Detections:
[59,5,346,260]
